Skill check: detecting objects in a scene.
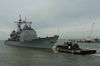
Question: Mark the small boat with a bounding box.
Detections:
[55,40,96,54]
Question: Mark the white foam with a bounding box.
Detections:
[91,54,100,57]
[52,45,58,53]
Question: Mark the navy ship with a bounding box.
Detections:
[4,15,59,49]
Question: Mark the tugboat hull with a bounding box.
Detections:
[55,46,96,54]
[4,36,59,49]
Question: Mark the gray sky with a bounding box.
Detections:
[0,0,100,40]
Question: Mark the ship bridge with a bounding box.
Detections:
[20,21,37,42]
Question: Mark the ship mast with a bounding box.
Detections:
[18,14,22,31]
[15,15,33,31]
[14,15,22,32]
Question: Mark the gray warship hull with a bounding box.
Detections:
[4,35,59,49]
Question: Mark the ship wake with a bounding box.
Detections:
[52,45,58,53]
[91,54,100,57]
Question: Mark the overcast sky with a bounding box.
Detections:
[0,0,100,40]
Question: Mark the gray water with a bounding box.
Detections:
[0,39,100,66]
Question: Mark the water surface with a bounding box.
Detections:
[0,40,100,66]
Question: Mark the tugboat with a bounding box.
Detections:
[4,15,59,49]
[55,40,96,54]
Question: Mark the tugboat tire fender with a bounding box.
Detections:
[55,47,59,52]
[71,50,74,54]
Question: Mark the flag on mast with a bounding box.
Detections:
[30,21,32,24]
[21,22,23,25]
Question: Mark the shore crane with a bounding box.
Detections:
[88,23,95,38]
[85,23,95,42]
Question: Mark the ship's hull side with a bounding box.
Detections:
[4,35,59,49]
